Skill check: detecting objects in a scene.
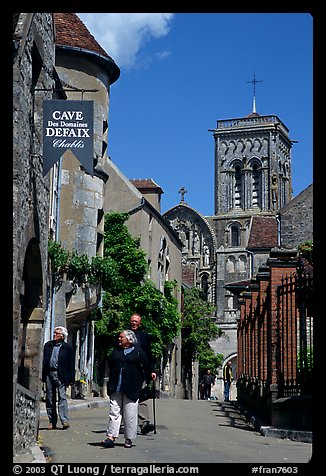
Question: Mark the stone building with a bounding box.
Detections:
[13,12,57,458]
[46,14,183,399]
[45,13,120,397]
[164,107,312,399]
[12,12,121,457]
[277,183,313,248]
[103,163,184,398]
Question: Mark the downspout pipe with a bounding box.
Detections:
[126,197,146,216]
[50,157,62,338]
[276,214,281,247]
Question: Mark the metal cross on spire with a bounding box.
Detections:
[246,73,262,113]
[178,186,187,202]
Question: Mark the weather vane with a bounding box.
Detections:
[246,73,262,113]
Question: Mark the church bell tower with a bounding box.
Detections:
[212,78,293,216]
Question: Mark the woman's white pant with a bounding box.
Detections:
[107,392,138,440]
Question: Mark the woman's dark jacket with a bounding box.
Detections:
[107,347,149,401]
[42,340,75,386]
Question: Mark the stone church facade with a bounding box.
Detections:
[163,110,310,396]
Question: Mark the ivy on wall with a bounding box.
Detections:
[48,239,117,289]
[48,212,182,365]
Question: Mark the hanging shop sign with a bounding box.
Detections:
[43,100,94,176]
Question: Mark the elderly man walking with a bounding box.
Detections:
[130,313,157,435]
[42,326,75,429]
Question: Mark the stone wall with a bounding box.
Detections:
[14,384,39,455]
[280,184,313,248]
[13,12,55,457]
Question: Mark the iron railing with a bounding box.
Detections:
[276,265,313,397]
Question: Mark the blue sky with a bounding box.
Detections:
[78,13,313,216]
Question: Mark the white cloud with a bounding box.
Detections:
[77,13,174,69]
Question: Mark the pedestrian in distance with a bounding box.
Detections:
[223,360,233,402]
[101,329,149,449]
[200,368,215,400]
[42,326,75,430]
[130,313,157,435]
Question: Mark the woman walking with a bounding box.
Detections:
[101,330,149,448]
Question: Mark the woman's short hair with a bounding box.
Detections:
[55,326,68,341]
[122,329,138,345]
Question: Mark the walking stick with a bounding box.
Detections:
[152,385,157,434]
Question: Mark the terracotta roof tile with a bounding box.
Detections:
[130,179,164,194]
[247,215,278,249]
[54,13,111,60]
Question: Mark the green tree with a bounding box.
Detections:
[121,280,181,358]
[48,212,182,382]
[102,212,149,293]
[181,286,224,379]
[94,212,181,381]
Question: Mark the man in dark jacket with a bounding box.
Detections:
[130,313,157,435]
[42,326,75,429]
[200,369,215,400]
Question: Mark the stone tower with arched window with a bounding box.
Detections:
[164,109,293,394]
[207,111,293,324]
[213,112,292,214]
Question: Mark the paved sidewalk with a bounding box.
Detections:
[37,397,313,464]
[39,395,110,417]
[14,396,314,464]
[13,397,109,464]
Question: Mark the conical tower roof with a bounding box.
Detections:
[53,13,120,83]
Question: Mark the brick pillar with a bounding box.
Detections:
[238,297,245,375]
[267,248,298,398]
[250,282,259,379]
[243,291,252,376]
[256,266,270,383]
